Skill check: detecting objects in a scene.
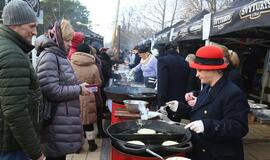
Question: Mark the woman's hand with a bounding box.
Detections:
[185,92,197,107]
[80,82,91,96]
[187,97,197,107]
[185,92,195,101]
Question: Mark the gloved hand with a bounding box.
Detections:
[184,120,204,133]
[166,100,179,112]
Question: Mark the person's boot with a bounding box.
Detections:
[88,140,98,152]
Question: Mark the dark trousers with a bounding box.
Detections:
[96,103,104,134]
[0,150,29,160]
[95,90,105,134]
[46,155,66,160]
[83,124,94,132]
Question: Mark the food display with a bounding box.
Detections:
[162,140,179,146]
[137,128,156,134]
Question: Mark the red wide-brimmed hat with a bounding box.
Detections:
[190,46,228,70]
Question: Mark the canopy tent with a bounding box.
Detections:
[211,0,268,37]
[210,0,270,45]
[171,0,270,103]
[174,10,209,42]
[78,27,104,47]
[152,20,185,48]
[174,0,270,47]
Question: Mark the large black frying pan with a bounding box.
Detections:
[104,86,156,103]
[107,120,192,156]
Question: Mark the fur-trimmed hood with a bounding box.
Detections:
[71,52,95,66]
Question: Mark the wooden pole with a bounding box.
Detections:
[117,25,121,56]
[112,0,120,49]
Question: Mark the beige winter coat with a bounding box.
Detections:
[71,52,102,125]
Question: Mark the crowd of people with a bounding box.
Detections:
[0,1,250,160]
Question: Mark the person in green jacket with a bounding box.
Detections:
[0,0,44,160]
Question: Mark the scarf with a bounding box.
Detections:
[48,21,66,53]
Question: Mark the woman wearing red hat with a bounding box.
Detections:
[164,46,249,160]
[67,32,85,60]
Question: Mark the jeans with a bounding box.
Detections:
[0,150,30,160]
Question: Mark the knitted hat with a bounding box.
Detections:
[2,0,37,25]
[190,46,227,70]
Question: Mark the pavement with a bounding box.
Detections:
[244,122,270,160]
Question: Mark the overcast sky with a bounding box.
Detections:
[79,0,142,43]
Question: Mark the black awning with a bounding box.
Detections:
[210,0,270,38]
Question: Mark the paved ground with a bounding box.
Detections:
[244,122,270,160]
[66,138,105,160]
[66,122,270,160]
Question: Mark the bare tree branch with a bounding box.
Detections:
[117,0,234,47]
[161,0,167,29]
[170,0,179,27]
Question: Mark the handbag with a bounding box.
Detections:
[42,96,57,126]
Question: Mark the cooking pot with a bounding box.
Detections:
[104,86,156,103]
[107,120,192,157]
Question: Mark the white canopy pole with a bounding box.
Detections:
[203,13,211,46]
[260,49,270,103]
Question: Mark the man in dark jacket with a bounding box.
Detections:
[0,1,44,160]
[91,43,111,138]
[157,42,189,121]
